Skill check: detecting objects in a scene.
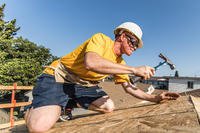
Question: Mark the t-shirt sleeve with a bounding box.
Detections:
[85,33,106,56]
[114,59,130,84]
[114,74,130,84]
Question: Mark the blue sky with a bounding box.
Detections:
[1,0,200,77]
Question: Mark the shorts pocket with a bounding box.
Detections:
[75,85,105,98]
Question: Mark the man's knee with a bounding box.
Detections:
[27,115,56,132]
[90,96,115,113]
[103,100,115,113]
[28,124,49,133]
[97,98,115,113]
[25,105,61,132]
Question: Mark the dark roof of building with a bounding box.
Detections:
[138,76,200,81]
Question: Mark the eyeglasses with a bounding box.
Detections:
[125,35,139,48]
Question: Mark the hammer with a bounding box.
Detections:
[130,53,176,84]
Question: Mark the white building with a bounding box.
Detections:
[168,77,200,92]
[138,76,200,93]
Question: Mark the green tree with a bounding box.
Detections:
[0,4,19,40]
[0,4,57,86]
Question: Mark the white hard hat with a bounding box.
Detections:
[114,22,143,48]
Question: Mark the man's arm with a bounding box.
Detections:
[121,82,180,103]
[84,52,154,79]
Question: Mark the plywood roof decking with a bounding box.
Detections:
[9,96,198,133]
[2,82,200,133]
[190,95,200,122]
[45,96,199,133]
[180,89,200,97]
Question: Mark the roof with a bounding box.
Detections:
[3,82,200,133]
[156,76,200,80]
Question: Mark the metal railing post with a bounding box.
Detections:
[10,83,17,127]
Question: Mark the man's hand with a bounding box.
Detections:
[134,66,155,80]
[155,92,180,103]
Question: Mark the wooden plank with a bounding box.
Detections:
[0,120,25,129]
[190,95,200,122]
[0,102,32,109]
[0,86,33,90]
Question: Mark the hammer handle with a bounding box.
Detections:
[130,76,142,84]
[130,62,166,84]
[154,61,166,70]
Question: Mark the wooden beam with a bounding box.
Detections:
[0,120,25,129]
[0,102,32,109]
[190,95,200,122]
[0,86,33,90]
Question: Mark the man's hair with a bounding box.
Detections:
[114,30,124,39]
[115,34,120,39]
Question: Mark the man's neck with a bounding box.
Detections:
[113,41,122,57]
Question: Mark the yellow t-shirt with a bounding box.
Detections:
[43,33,130,84]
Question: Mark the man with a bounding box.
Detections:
[25,22,180,132]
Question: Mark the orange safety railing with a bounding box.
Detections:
[0,83,33,128]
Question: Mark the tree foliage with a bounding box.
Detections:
[0,4,57,86]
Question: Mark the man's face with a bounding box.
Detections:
[121,32,139,56]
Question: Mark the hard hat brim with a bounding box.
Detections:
[138,40,143,48]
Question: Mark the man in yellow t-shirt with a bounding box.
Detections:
[25,22,180,132]
[43,32,130,83]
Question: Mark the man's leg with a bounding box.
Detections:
[88,95,115,113]
[25,74,68,132]
[73,84,115,113]
[25,105,61,133]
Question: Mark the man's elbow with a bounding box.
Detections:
[123,87,131,94]
[122,83,132,94]
[124,89,130,94]
[85,60,96,70]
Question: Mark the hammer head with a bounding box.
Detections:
[159,53,176,70]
